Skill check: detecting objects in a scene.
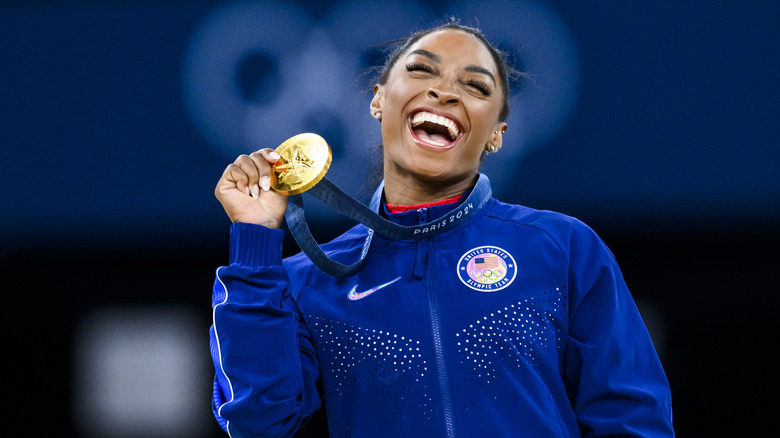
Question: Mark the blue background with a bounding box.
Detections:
[2,1,777,436]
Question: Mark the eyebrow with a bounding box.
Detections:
[407,49,441,63]
[465,65,496,85]
[407,49,496,85]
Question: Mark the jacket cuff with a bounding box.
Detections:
[229,222,284,268]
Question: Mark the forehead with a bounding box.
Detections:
[404,29,497,72]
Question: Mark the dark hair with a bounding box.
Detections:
[375,21,517,122]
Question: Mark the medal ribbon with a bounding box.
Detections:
[284,173,492,279]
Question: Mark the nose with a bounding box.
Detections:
[427,80,459,105]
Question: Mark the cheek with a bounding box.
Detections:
[380,114,407,148]
[468,105,501,140]
[472,101,502,127]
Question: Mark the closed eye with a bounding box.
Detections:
[466,79,492,96]
[406,62,435,74]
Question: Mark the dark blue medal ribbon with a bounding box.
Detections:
[283,173,492,279]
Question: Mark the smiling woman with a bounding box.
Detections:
[370,25,511,205]
[209,21,675,438]
[372,29,507,204]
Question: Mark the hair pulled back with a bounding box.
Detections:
[361,21,518,195]
[374,21,515,122]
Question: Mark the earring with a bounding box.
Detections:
[487,144,498,153]
[372,110,382,120]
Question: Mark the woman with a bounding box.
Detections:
[211,22,674,437]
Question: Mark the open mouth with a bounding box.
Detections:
[409,110,462,150]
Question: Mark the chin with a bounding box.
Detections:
[408,161,471,185]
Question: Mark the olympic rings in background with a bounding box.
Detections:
[181,0,579,216]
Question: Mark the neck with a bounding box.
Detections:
[382,170,479,206]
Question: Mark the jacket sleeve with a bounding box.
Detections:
[210,222,322,438]
[563,223,674,437]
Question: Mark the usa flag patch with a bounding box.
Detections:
[457,246,517,292]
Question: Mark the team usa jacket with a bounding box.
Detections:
[210,190,674,437]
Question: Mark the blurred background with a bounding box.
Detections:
[2,0,777,436]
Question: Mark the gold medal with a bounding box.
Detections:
[271,133,332,195]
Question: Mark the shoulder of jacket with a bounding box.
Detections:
[485,199,587,231]
[485,199,602,250]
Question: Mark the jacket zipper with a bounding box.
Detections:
[426,237,455,438]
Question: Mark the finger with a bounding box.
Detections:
[234,154,266,198]
[248,149,280,192]
[257,148,282,163]
[219,163,251,197]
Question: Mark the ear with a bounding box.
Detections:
[486,122,508,152]
[370,84,384,120]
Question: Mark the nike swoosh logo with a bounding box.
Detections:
[347,276,402,301]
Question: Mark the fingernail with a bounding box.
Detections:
[244,187,251,196]
[261,175,271,191]
[269,151,281,160]
[251,184,260,199]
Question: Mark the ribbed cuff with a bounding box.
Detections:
[229,222,284,268]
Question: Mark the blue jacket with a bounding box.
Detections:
[210,194,674,437]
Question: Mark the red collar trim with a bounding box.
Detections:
[385,195,463,214]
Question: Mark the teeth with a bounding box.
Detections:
[412,111,460,139]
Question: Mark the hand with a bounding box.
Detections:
[215,149,287,228]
